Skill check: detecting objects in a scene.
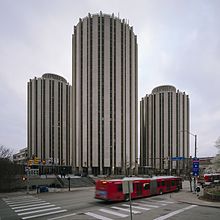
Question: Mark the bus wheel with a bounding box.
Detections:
[159,190,163,195]
[125,194,129,201]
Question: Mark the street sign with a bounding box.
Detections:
[171,157,185,161]
[192,158,199,176]
[122,180,133,194]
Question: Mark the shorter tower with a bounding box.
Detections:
[140,85,190,175]
[27,73,72,166]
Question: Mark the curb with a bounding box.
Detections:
[176,199,220,209]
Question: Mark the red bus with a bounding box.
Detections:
[204,173,220,186]
[95,176,182,202]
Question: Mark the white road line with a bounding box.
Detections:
[99,208,129,217]
[121,204,150,211]
[111,206,141,214]
[47,213,77,220]
[18,207,61,216]
[85,212,113,220]
[9,200,45,207]
[21,209,67,219]
[6,199,41,205]
[3,196,34,201]
[153,205,198,220]
[11,202,51,209]
[15,204,56,212]
[144,200,167,206]
[155,200,174,204]
[133,202,159,208]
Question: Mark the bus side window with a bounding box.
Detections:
[161,181,165,186]
[171,180,175,186]
[157,181,161,187]
[143,183,150,190]
[117,184,122,192]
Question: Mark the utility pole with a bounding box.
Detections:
[195,135,197,158]
[194,134,198,193]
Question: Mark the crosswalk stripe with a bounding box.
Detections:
[18,207,61,216]
[15,204,56,212]
[156,200,174,204]
[111,206,141,214]
[86,212,113,220]
[144,200,167,206]
[11,202,51,209]
[9,200,45,207]
[133,202,159,208]
[6,199,41,205]
[99,208,129,217]
[47,213,77,220]
[3,196,34,201]
[121,204,150,211]
[21,209,67,219]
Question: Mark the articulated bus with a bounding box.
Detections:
[204,173,220,186]
[95,176,182,202]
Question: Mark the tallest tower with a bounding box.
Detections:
[72,12,138,175]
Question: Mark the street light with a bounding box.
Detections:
[180,130,198,193]
[180,130,197,158]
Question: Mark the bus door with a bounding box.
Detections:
[135,183,142,196]
[150,180,157,195]
[166,180,171,191]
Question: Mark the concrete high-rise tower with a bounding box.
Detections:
[27,73,72,166]
[140,85,190,175]
[72,12,138,175]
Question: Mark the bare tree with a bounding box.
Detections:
[210,137,220,172]
[215,137,220,150]
[0,145,13,159]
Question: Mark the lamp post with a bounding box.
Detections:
[180,130,197,192]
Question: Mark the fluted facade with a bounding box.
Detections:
[140,85,190,174]
[27,73,72,165]
[72,12,138,175]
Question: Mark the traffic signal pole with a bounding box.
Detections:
[193,134,198,193]
[26,170,29,194]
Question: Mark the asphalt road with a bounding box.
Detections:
[0,188,220,220]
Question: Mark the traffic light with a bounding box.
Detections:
[34,157,39,164]
[28,159,33,166]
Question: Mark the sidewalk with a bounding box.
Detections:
[171,180,220,208]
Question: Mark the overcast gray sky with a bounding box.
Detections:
[0,0,220,157]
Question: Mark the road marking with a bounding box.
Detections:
[18,207,61,216]
[121,204,150,211]
[6,199,42,205]
[47,213,77,220]
[3,196,34,201]
[21,209,67,219]
[85,212,113,220]
[133,202,159,208]
[111,206,141,214]
[9,200,45,207]
[153,205,198,220]
[15,204,56,212]
[99,208,129,217]
[144,200,167,206]
[11,202,51,209]
[156,200,174,204]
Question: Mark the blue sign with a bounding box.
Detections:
[192,159,199,176]
[171,157,185,161]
